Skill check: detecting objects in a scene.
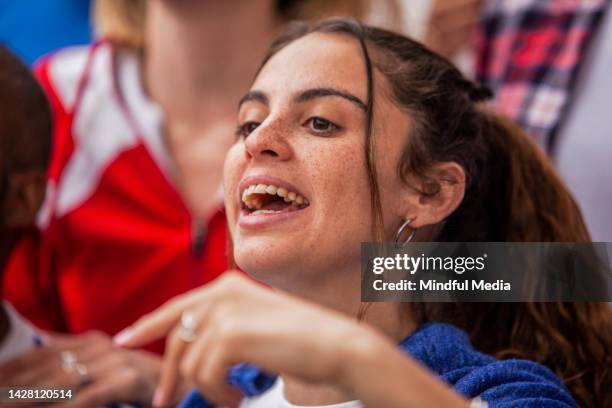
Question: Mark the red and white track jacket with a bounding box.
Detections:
[2,42,228,352]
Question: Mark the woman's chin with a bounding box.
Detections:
[234,241,300,276]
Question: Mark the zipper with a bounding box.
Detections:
[191,219,206,257]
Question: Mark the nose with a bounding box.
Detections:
[243,119,293,162]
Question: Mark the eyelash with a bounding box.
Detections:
[235,117,341,139]
[304,117,340,135]
[235,121,259,139]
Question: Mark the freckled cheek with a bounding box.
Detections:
[223,146,246,222]
[304,142,371,226]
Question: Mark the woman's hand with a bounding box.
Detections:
[0,330,188,407]
[114,272,468,408]
[114,272,382,407]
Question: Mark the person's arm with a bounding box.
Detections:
[341,335,468,407]
[341,339,468,408]
[114,272,469,407]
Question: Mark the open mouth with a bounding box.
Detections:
[241,183,310,215]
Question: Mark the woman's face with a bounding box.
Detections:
[224,33,411,285]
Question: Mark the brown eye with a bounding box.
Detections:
[236,121,260,138]
[306,117,339,134]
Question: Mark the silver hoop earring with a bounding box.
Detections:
[395,218,416,244]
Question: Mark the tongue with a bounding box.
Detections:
[261,199,293,212]
[261,197,293,211]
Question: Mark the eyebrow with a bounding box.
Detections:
[238,87,367,112]
[295,88,367,111]
[238,91,268,108]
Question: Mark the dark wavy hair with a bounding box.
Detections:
[254,18,612,407]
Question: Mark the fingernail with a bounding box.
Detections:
[112,328,133,346]
[152,387,165,407]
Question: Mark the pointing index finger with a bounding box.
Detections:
[113,290,203,348]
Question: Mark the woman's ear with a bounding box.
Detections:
[3,170,47,229]
[400,161,466,229]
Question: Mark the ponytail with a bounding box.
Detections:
[428,110,611,408]
[478,109,590,242]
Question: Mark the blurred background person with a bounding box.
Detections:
[399,0,482,75]
[403,0,612,241]
[0,44,50,366]
[1,1,399,406]
[475,0,612,241]
[0,0,91,65]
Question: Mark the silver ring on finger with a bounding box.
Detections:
[60,350,92,388]
[74,362,92,387]
[177,310,198,343]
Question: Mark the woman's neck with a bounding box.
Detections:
[275,263,416,405]
[141,0,280,216]
[144,0,279,128]
[267,261,415,340]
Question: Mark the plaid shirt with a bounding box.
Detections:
[476,0,608,151]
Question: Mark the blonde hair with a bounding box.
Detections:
[93,0,402,50]
[93,0,146,49]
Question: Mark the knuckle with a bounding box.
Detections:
[85,330,109,344]
[218,272,244,290]
[208,304,236,332]
[179,357,197,381]
[209,302,227,321]
[165,295,183,310]
[111,350,130,367]
[197,362,217,390]
[123,367,140,386]
[214,320,242,344]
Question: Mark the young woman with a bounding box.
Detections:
[116,19,612,408]
[0,2,389,407]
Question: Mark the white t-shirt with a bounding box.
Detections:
[240,378,363,408]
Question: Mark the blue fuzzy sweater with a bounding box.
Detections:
[400,323,576,407]
[179,322,577,407]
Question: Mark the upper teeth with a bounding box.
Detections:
[242,184,308,210]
